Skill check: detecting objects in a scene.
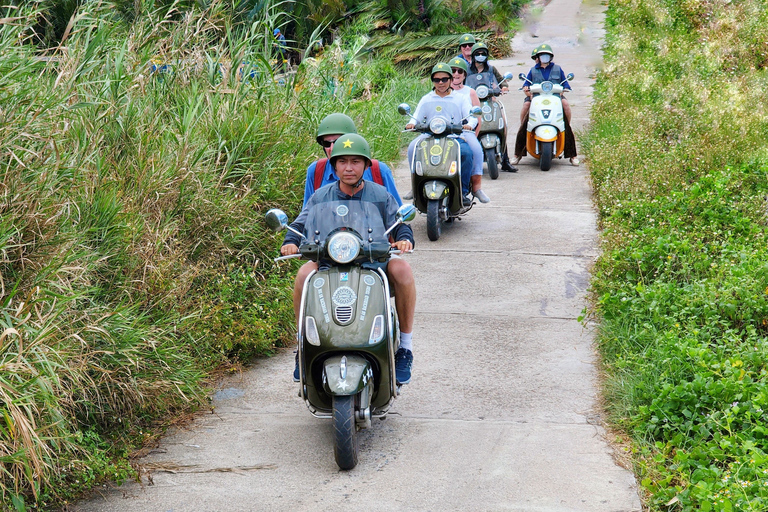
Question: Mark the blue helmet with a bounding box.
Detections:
[273,28,281,36]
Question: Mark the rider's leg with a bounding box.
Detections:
[460,132,489,201]
[293,261,318,322]
[457,138,473,196]
[387,259,416,335]
[562,97,572,123]
[519,100,531,126]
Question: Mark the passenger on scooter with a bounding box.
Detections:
[405,63,477,206]
[303,113,402,207]
[512,44,579,166]
[448,57,490,203]
[281,133,417,385]
[456,33,476,68]
[469,43,508,94]
[467,44,517,172]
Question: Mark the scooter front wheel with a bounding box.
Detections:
[539,141,553,171]
[332,394,358,470]
[485,148,499,180]
[426,199,441,241]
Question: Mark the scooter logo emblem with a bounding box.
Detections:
[332,286,357,307]
[435,106,443,112]
[313,278,325,288]
[336,205,349,217]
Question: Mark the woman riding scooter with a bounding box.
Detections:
[468,43,516,172]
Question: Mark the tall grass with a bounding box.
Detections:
[0,1,421,508]
[583,0,768,510]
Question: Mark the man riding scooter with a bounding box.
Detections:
[512,44,579,166]
[281,134,417,385]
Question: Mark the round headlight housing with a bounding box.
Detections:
[475,85,489,99]
[327,231,361,264]
[541,81,554,94]
[429,117,447,135]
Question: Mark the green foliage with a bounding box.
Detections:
[585,0,768,509]
[0,1,419,509]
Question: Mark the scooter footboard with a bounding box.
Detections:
[323,355,373,397]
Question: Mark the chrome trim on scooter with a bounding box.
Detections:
[298,269,317,405]
[377,267,398,396]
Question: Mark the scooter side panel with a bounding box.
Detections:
[322,355,372,396]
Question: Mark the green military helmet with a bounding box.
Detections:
[329,133,372,166]
[471,42,489,57]
[316,113,357,144]
[448,57,468,74]
[531,43,554,60]
[430,62,453,79]
[458,33,476,46]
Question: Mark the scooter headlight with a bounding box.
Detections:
[475,85,489,99]
[327,231,361,264]
[541,81,554,94]
[429,117,447,135]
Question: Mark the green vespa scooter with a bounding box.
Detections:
[266,202,416,470]
[399,103,482,241]
[465,71,514,179]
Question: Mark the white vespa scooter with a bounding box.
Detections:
[519,72,574,171]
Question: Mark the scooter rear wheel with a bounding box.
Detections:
[539,141,553,171]
[426,199,441,241]
[332,394,358,470]
[485,148,499,180]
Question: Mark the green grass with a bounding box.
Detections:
[0,2,424,509]
[584,0,768,510]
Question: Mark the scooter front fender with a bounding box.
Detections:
[479,133,500,150]
[323,355,373,396]
[422,180,449,201]
[534,125,558,142]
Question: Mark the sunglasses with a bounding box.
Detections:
[432,76,451,83]
[475,53,488,57]
[460,43,473,48]
[319,138,339,148]
[451,68,465,74]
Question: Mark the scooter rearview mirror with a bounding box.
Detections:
[469,106,482,117]
[503,72,514,81]
[566,73,575,81]
[396,204,417,223]
[265,208,289,232]
[397,103,411,116]
[518,72,526,80]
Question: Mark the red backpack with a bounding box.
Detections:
[313,158,383,192]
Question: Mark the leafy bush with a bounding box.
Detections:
[0,2,420,508]
[584,0,768,510]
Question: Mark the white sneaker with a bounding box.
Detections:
[510,155,521,165]
[569,157,580,166]
[473,190,490,203]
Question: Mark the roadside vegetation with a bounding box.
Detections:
[583,0,768,510]
[0,0,520,509]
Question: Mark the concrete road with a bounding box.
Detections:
[74,0,641,510]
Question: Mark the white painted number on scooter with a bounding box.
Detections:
[316,289,330,323]
[360,286,371,321]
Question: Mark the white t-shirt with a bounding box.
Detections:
[411,89,478,130]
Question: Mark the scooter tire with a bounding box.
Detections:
[426,199,441,241]
[485,148,499,180]
[332,394,358,470]
[539,141,553,171]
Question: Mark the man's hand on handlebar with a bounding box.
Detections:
[391,240,413,253]
[405,123,415,130]
[281,243,299,256]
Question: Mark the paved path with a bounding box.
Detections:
[75,0,641,510]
